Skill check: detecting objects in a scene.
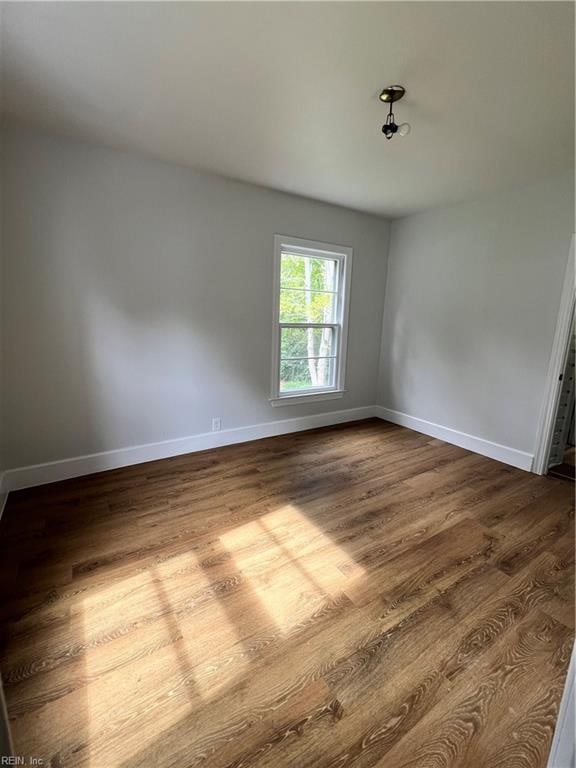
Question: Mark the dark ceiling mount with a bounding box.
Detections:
[379,85,411,140]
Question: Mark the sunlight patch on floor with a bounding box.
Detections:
[79,509,364,764]
[220,504,365,633]
[82,550,247,766]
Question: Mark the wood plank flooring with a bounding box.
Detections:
[0,419,574,768]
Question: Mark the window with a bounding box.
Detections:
[271,235,352,405]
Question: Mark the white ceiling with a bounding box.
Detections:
[2,2,574,217]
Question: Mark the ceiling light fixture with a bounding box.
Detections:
[379,85,411,140]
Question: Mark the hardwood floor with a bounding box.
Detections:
[0,419,573,768]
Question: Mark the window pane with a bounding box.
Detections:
[280,252,338,292]
[281,327,336,359]
[280,358,336,392]
[279,289,337,323]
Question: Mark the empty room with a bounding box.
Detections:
[0,2,574,766]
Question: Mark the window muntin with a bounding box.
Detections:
[272,237,351,402]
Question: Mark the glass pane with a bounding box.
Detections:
[280,252,338,292]
[281,327,336,359]
[279,289,337,323]
[280,358,336,392]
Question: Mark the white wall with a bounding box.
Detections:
[2,128,573,477]
[378,171,575,455]
[1,129,390,469]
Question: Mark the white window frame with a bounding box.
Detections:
[270,234,352,406]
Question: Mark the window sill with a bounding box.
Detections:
[269,390,346,407]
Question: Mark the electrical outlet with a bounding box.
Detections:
[212,417,222,432]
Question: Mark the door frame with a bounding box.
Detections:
[533,235,575,474]
[546,641,575,768]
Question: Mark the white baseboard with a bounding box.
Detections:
[375,406,534,472]
[0,404,536,495]
[0,406,377,493]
